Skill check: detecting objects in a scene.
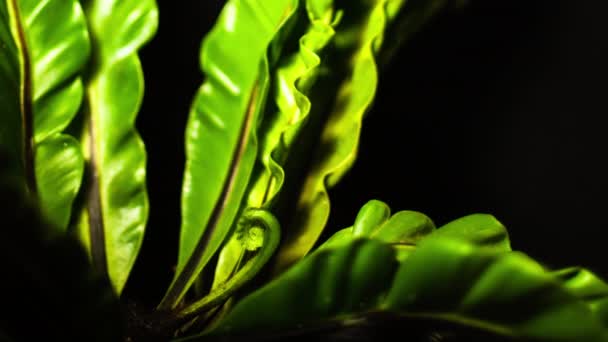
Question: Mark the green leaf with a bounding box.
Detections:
[212,0,337,293]
[269,0,454,274]
[192,238,607,342]
[553,267,608,328]
[429,212,511,251]
[35,134,84,229]
[271,0,402,273]
[77,0,158,295]
[0,0,90,229]
[320,200,510,260]
[244,0,335,209]
[159,0,299,310]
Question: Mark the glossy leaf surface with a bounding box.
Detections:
[244,0,335,209]
[0,0,89,229]
[78,0,157,294]
[195,237,607,342]
[160,0,298,309]
[212,0,336,291]
[35,134,84,228]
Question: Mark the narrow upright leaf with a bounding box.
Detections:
[212,0,337,290]
[159,0,298,309]
[272,0,397,272]
[0,0,90,229]
[78,0,158,294]
[245,1,336,209]
[272,0,453,273]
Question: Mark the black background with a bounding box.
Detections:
[129,0,608,302]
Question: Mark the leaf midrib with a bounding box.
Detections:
[159,82,261,310]
[84,86,108,276]
[8,0,36,195]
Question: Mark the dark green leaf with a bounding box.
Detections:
[0,171,123,341]
[0,1,21,182]
[193,238,607,342]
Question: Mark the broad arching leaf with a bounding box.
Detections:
[78,0,158,295]
[320,199,510,260]
[0,0,90,229]
[211,0,337,292]
[191,238,607,342]
[159,0,299,310]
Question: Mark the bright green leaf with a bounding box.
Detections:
[352,199,391,236]
[78,0,157,295]
[320,200,508,261]
[244,1,336,209]
[272,0,402,273]
[0,0,89,230]
[211,0,337,295]
[159,0,298,310]
[199,239,398,338]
